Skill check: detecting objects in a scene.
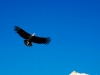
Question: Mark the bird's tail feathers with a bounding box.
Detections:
[24,39,32,47]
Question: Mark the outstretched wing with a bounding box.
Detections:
[31,36,51,44]
[14,26,31,39]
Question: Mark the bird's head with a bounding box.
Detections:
[32,33,35,36]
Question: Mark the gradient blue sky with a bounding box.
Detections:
[0,0,100,75]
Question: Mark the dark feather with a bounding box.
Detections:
[31,36,51,44]
[14,26,51,46]
[14,26,31,39]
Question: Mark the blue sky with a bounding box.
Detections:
[0,0,100,75]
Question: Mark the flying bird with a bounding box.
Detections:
[14,26,51,47]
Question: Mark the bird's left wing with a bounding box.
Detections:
[14,26,31,39]
[31,36,51,44]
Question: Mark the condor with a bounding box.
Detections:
[14,26,51,47]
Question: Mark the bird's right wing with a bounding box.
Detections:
[31,35,51,44]
[14,26,31,39]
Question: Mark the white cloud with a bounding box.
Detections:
[69,71,90,75]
